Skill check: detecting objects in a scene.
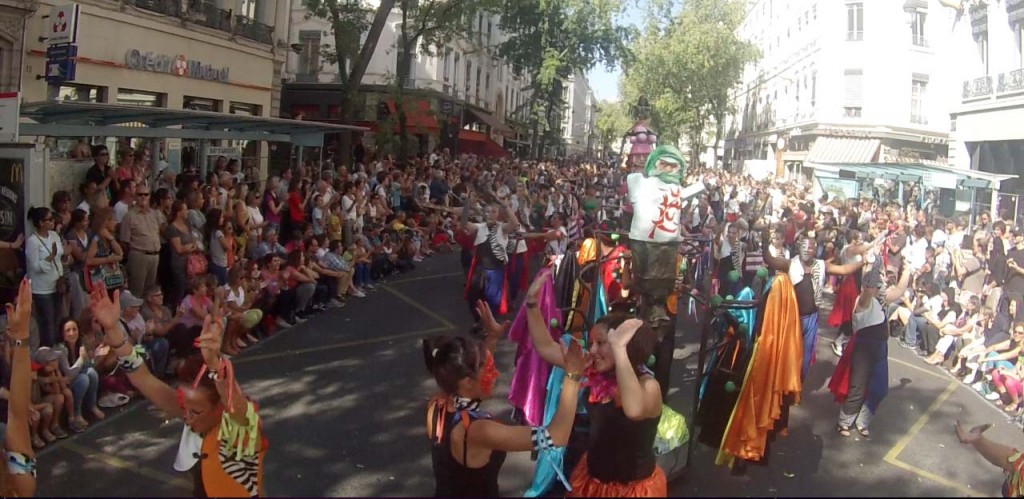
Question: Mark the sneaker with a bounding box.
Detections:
[294,315,309,324]
[275,317,293,329]
[972,381,986,392]
[898,341,917,350]
[351,289,367,298]
[832,340,845,357]
[986,391,1002,401]
[365,283,376,290]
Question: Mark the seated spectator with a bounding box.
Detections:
[119,290,170,379]
[32,347,70,443]
[254,227,287,260]
[139,285,195,372]
[53,318,104,433]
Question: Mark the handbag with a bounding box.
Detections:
[86,263,126,292]
[187,252,208,277]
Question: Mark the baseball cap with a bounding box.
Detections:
[120,290,143,309]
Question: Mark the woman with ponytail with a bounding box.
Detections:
[424,299,584,497]
[524,271,666,497]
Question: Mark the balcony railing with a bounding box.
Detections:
[912,35,928,47]
[234,15,273,44]
[194,2,231,32]
[910,114,928,125]
[963,75,994,101]
[134,0,180,16]
[998,69,1024,95]
[846,31,863,41]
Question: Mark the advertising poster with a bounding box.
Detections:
[0,157,24,302]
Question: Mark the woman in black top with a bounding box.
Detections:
[525,275,666,497]
[424,299,583,497]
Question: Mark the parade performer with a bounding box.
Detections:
[460,190,520,320]
[762,231,865,380]
[717,273,802,466]
[88,286,266,497]
[526,279,666,497]
[829,261,912,438]
[425,300,584,497]
[2,278,39,497]
[827,231,880,357]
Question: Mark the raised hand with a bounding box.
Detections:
[608,318,644,350]
[5,277,32,342]
[526,268,550,303]
[88,285,123,345]
[196,307,225,370]
[561,338,586,375]
[475,299,509,340]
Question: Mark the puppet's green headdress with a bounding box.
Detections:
[643,145,686,184]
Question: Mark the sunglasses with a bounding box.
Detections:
[137,192,151,197]
[42,217,53,222]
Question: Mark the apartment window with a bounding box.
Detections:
[183,96,221,112]
[453,52,461,90]
[298,31,321,77]
[911,11,927,47]
[239,0,256,19]
[910,75,928,124]
[977,31,989,74]
[58,83,105,102]
[1016,23,1023,68]
[118,89,165,107]
[478,13,484,44]
[487,21,492,46]
[844,69,862,118]
[847,3,863,41]
[442,48,452,82]
[230,102,262,116]
[475,66,481,99]
[485,73,490,94]
[465,60,472,94]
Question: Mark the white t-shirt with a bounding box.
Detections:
[627,173,683,243]
[113,200,131,224]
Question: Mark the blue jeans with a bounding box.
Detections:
[800,313,819,380]
[70,367,99,417]
[355,263,371,287]
[144,337,170,377]
[905,315,926,346]
[32,293,60,347]
[211,264,228,286]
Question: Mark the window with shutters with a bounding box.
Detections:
[297,31,321,81]
[844,69,863,118]
[465,60,472,95]
[847,3,863,41]
[977,31,989,74]
[911,76,928,125]
[1016,23,1023,68]
[911,11,927,47]
[453,52,461,94]
[442,48,452,82]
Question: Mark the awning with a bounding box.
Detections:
[464,108,513,136]
[808,162,1017,190]
[806,137,880,164]
[458,129,487,142]
[19,100,368,146]
[783,150,808,162]
[384,99,438,130]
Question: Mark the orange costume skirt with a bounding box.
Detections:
[567,454,667,498]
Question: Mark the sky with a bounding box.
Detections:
[586,3,648,103]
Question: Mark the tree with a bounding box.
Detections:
[594,100,632,157]
[499,0,632,159]
[303,0,397,167]
[622,0,758,167]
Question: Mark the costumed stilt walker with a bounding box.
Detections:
[829,260,913,438]
[761,231,865,381]
[460,190,520,321]
[625,145,704,396]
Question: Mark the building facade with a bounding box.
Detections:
[950,0,1024,197]
[555,71,597,157]
[281,3,535,158]
[724,0,956,184]
[20,0,288,168]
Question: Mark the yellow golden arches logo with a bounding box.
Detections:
[8,162,21,185]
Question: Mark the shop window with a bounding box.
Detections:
[184,96,222,112]
[230,102,262,116]
[117,89,165,107]
[58,84,106,102]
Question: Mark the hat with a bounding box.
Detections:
[120,290,143,309]
[33,346,61,364]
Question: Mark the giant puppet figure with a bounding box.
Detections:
[627,145,702,327]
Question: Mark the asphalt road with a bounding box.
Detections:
[36,254,1024,496]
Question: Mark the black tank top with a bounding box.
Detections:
[474,240,504,270]
[431,410,507,497]
[794,275,818,316]
[586,400,659,483]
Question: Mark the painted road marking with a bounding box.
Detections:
[233,325,453,364]
[883,381,982,497]
[890,357,951,381]
[381,284,458,330]
[385,271,463,285]
[61,440,192,489]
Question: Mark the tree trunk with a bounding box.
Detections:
[713,108,724,170]
[396,1,411,159]
[337,0,396,168]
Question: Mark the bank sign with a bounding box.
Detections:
[124,49,230,83]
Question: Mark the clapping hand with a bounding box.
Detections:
[608,318,644,350]
[88,285,124,346]
[561,338,586,375]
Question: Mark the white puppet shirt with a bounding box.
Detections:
[627,173,684,243]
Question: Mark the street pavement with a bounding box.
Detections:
[36,254,1024,496]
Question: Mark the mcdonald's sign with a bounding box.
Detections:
[0,159,23,241]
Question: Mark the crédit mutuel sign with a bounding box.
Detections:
[124,49,230,83]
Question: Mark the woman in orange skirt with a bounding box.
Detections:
[525,281,666,498]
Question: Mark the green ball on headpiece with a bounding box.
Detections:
[726,295,734,301]
[711,295,724,308]
[549,318,559,329]
[728,270,741,283]
[725,381,737,393]
[646,355,656,368]
[611,234,620,241]
[756,267,769,279]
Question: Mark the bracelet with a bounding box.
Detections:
[565,371,582,382]
[109,336,128,350]
[12,339,27,348]
[526,301,539,309]
[530,426,555,452]
[116,347,145,373]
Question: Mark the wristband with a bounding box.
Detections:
[116,346,145,373]
[565,371,582,382]
[12,339,27,348]
[526,301,539,309]
[530,426,554,452]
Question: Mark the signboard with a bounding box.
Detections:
[47,4,80,45]
[440,99,454,116]
[45,44,77,83]
[0,93,19,143]
[125,49,230,83]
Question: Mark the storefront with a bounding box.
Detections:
[21,1,279,170]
